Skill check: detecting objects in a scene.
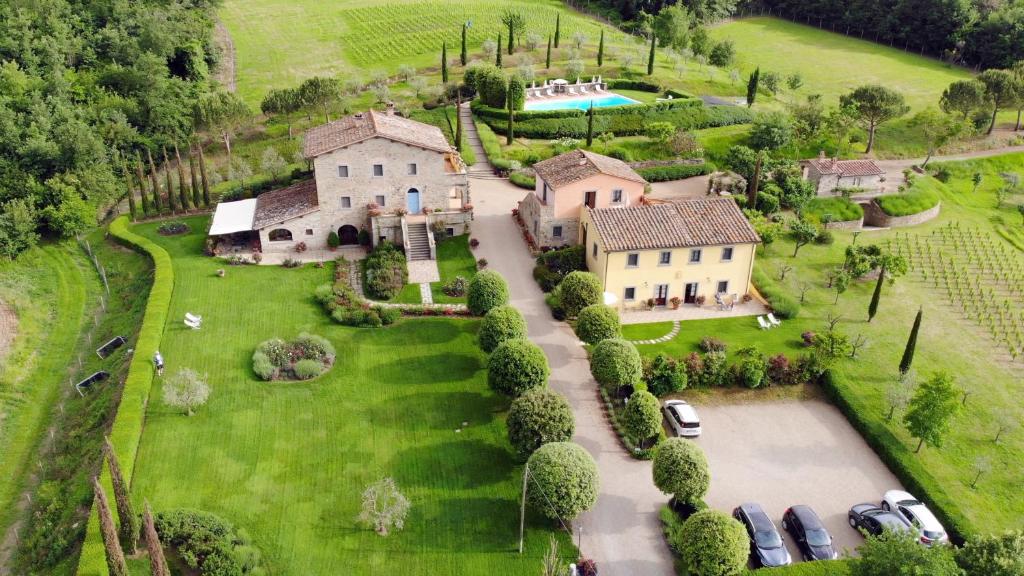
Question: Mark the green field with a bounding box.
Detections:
[627,153,1024,537]
[220,0,631,103]
[710,17,972,111]
[125,215,569,575]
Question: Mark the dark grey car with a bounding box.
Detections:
[848,503,914,537]
[782,505,838,561]
[733,503,792,568]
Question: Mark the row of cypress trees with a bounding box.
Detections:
[122,144,214,221]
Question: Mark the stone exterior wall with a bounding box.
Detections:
[518,193,578,248]
[863,201,941,228]
[808,168,883,196]
[824,217,864,231]
[258,210,324,254]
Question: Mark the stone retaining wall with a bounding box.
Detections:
[825,217,864,231]
[862,201,941,228]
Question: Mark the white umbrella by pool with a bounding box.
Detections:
[603,291,618,306]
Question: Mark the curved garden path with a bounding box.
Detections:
[470,176,675,576]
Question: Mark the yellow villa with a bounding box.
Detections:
[579,198,760,310]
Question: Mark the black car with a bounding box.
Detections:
[782,505,838,561]
[733,503,792,568]
[848,503,914,537]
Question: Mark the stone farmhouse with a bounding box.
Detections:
[802,152,885,197]
[518,149,646,249]
[579,198,760,310]
[209,108,472,261]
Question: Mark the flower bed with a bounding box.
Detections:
[252,333,336,381]
[157,221,191,235]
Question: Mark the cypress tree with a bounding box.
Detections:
[103,437,139,552]
[455,94,463,153]
[175,144,190,211]
[146,148,161,213]
[546,36,552,69]
[198,144,211,207]
[135,153,150,215]
[496,34,502,67]
[460,23,468,66]
[506,81,515,145]
[94,477,128,576]
[163,147,178,213]
[554,14,560,48]
[899,307,923,375]
[143,501,170,576]
[867,264,886,322]
[748,151,762,206]
[441,42,449,83]
[747,67,760,107]
[586,102,594,147]
[647,34,656,75]
[121,161,137,220]
[597,29,604,67]
[189,151,201,208]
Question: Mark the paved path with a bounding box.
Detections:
[876,141,1024,189]
[459,102,494,178]
[471,176,675,576]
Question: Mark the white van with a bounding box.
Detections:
[663,400,701,437]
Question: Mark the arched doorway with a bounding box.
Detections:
[338,225,359,246]
[268,228,292,242]
[406,188,421,214]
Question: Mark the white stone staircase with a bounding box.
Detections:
[405,221,432,261]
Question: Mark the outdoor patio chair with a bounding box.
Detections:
[546,88,554,96]
[757,316,771,330]
[595,84,605,92]
[184,317,201,330]
[568,87,577,95]
[580,86,589,94]
[768,312,782,327]
[185,312,202,324]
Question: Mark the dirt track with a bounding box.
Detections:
[0,299,16,366]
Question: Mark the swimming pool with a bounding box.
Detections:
[524,93,639,111]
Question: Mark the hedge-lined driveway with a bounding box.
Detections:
[696,398,904,562]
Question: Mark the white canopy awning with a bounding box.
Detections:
[209,199,257,235]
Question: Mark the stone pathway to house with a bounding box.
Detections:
[470,175,675,576]
[349,261,463,311]
[406,259,440,283]
[419,283,433,304]
[627,321,680,345]
[460,102,499,179]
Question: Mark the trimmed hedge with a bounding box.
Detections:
[750,559,856,575]
[478,305,528,352]
[752,266,800,319]
[79,216,174,575]
[804,197,864,223]
[606,79,661,92]
[509,171,535,189]
[875,185,941,217]
[636,162,713,182]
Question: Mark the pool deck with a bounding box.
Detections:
[524,92,638,111]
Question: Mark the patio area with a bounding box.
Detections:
[255,247,366,265]
[620,298,769,325]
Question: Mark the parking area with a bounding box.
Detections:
[692,398,904,564]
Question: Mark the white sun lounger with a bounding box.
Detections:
[185,317,202,330]
[546,88,554,96]
[568,87,577,95]
[185,312,202,324]
[757,316,771,330]
[580,86,589,94]
[768,312,782,327]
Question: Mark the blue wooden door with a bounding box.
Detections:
[407,189,420,213]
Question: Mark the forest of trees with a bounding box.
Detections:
[0,0,220,258]
[586,0,1024,70]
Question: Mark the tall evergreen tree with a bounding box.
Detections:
[441,42,449,83]
[647,34,656,75]
[748,151,762,206]
[189,151,201,208]
[163,147,178,212]
[143,501,170,576]
[455,94,463,153]
[146,148,162,213]
[134,153,151,215]
[507,17,515,55]
[597,29,604,67]
[554,14,560,48]
[867,264,887,322]
[103,437,139,552]
[175,144,190,211]
[546,36,552,69]
[506,82,515,145]
[197,144,211,207]
[94,478,128,576]
[461,23,468,66]
[900,307,923,375]
[747,67,760,107]
[586,102,595,147]
[496,34,503,67]
[121,161,137,220]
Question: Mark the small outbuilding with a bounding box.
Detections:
[802,152,885,197]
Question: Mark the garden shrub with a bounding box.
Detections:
[479,305,528,352]
[756,191,780,214]
[674,510,749,576]
[701,351,729,387]
[606,147,633,162]
[533,245,585,291]
[699,337,726,353]
[814,229,835,245]
[590,338,642,389]
[251,352,275,381]
[752,267,800,319]
[635,162,712,182]
[293,359,324,380]
[487,338,550,397]
[252,333,334,381]
[734,347,767,389]
[377,307,401,325]
[154,508,261,576]
[327,231,340,248]
[525,442,599,520]
[574,304,620,344]
[467,269,510,315]
[683,352,703,385]
[653,438,710,504]
[556,271,602,317]
[644,354,687,396]
[507,388,575,460]
[533,265,563,292]
[509,171,535,189]
[363,242,407,300]
[766,354,794,386]
[621,390,661,446]
[157,221,190,235]
[606,79,661,92]
[442,275,467,297]
[805,197,864,223]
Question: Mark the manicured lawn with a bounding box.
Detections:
[626,316,808,362]
[128,216,567,574]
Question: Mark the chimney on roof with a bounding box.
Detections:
[354,112,364,119]
[385,102,395,115]
[830,157,838,169]
[818,150,826,161]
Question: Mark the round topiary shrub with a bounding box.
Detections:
[575,304,620,344]
[293,359,324,380]
[674,510,748,576]
[467,270,510,315]
[507,388,575,460]
[653,438,711,505]
[590,338,642,390]
[556,271,602,317]
[252,351,275,381]
[526,442,599,520]
[479,305,528,352]
[622,390,661,447]
[487,338,550,397]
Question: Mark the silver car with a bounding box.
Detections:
[663,400,701,437]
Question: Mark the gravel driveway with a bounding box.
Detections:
[694,398,904,563]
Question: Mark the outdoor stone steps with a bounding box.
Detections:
[405,222,431,261]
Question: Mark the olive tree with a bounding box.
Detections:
[526,442,599,520]
[358,477,410,536]
[162,368,210,416]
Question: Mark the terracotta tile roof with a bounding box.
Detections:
[532,149,646,189]
[588,198,759,252]
[807,157,884,177]
[253,179,319,229]
[302,109,451,158]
